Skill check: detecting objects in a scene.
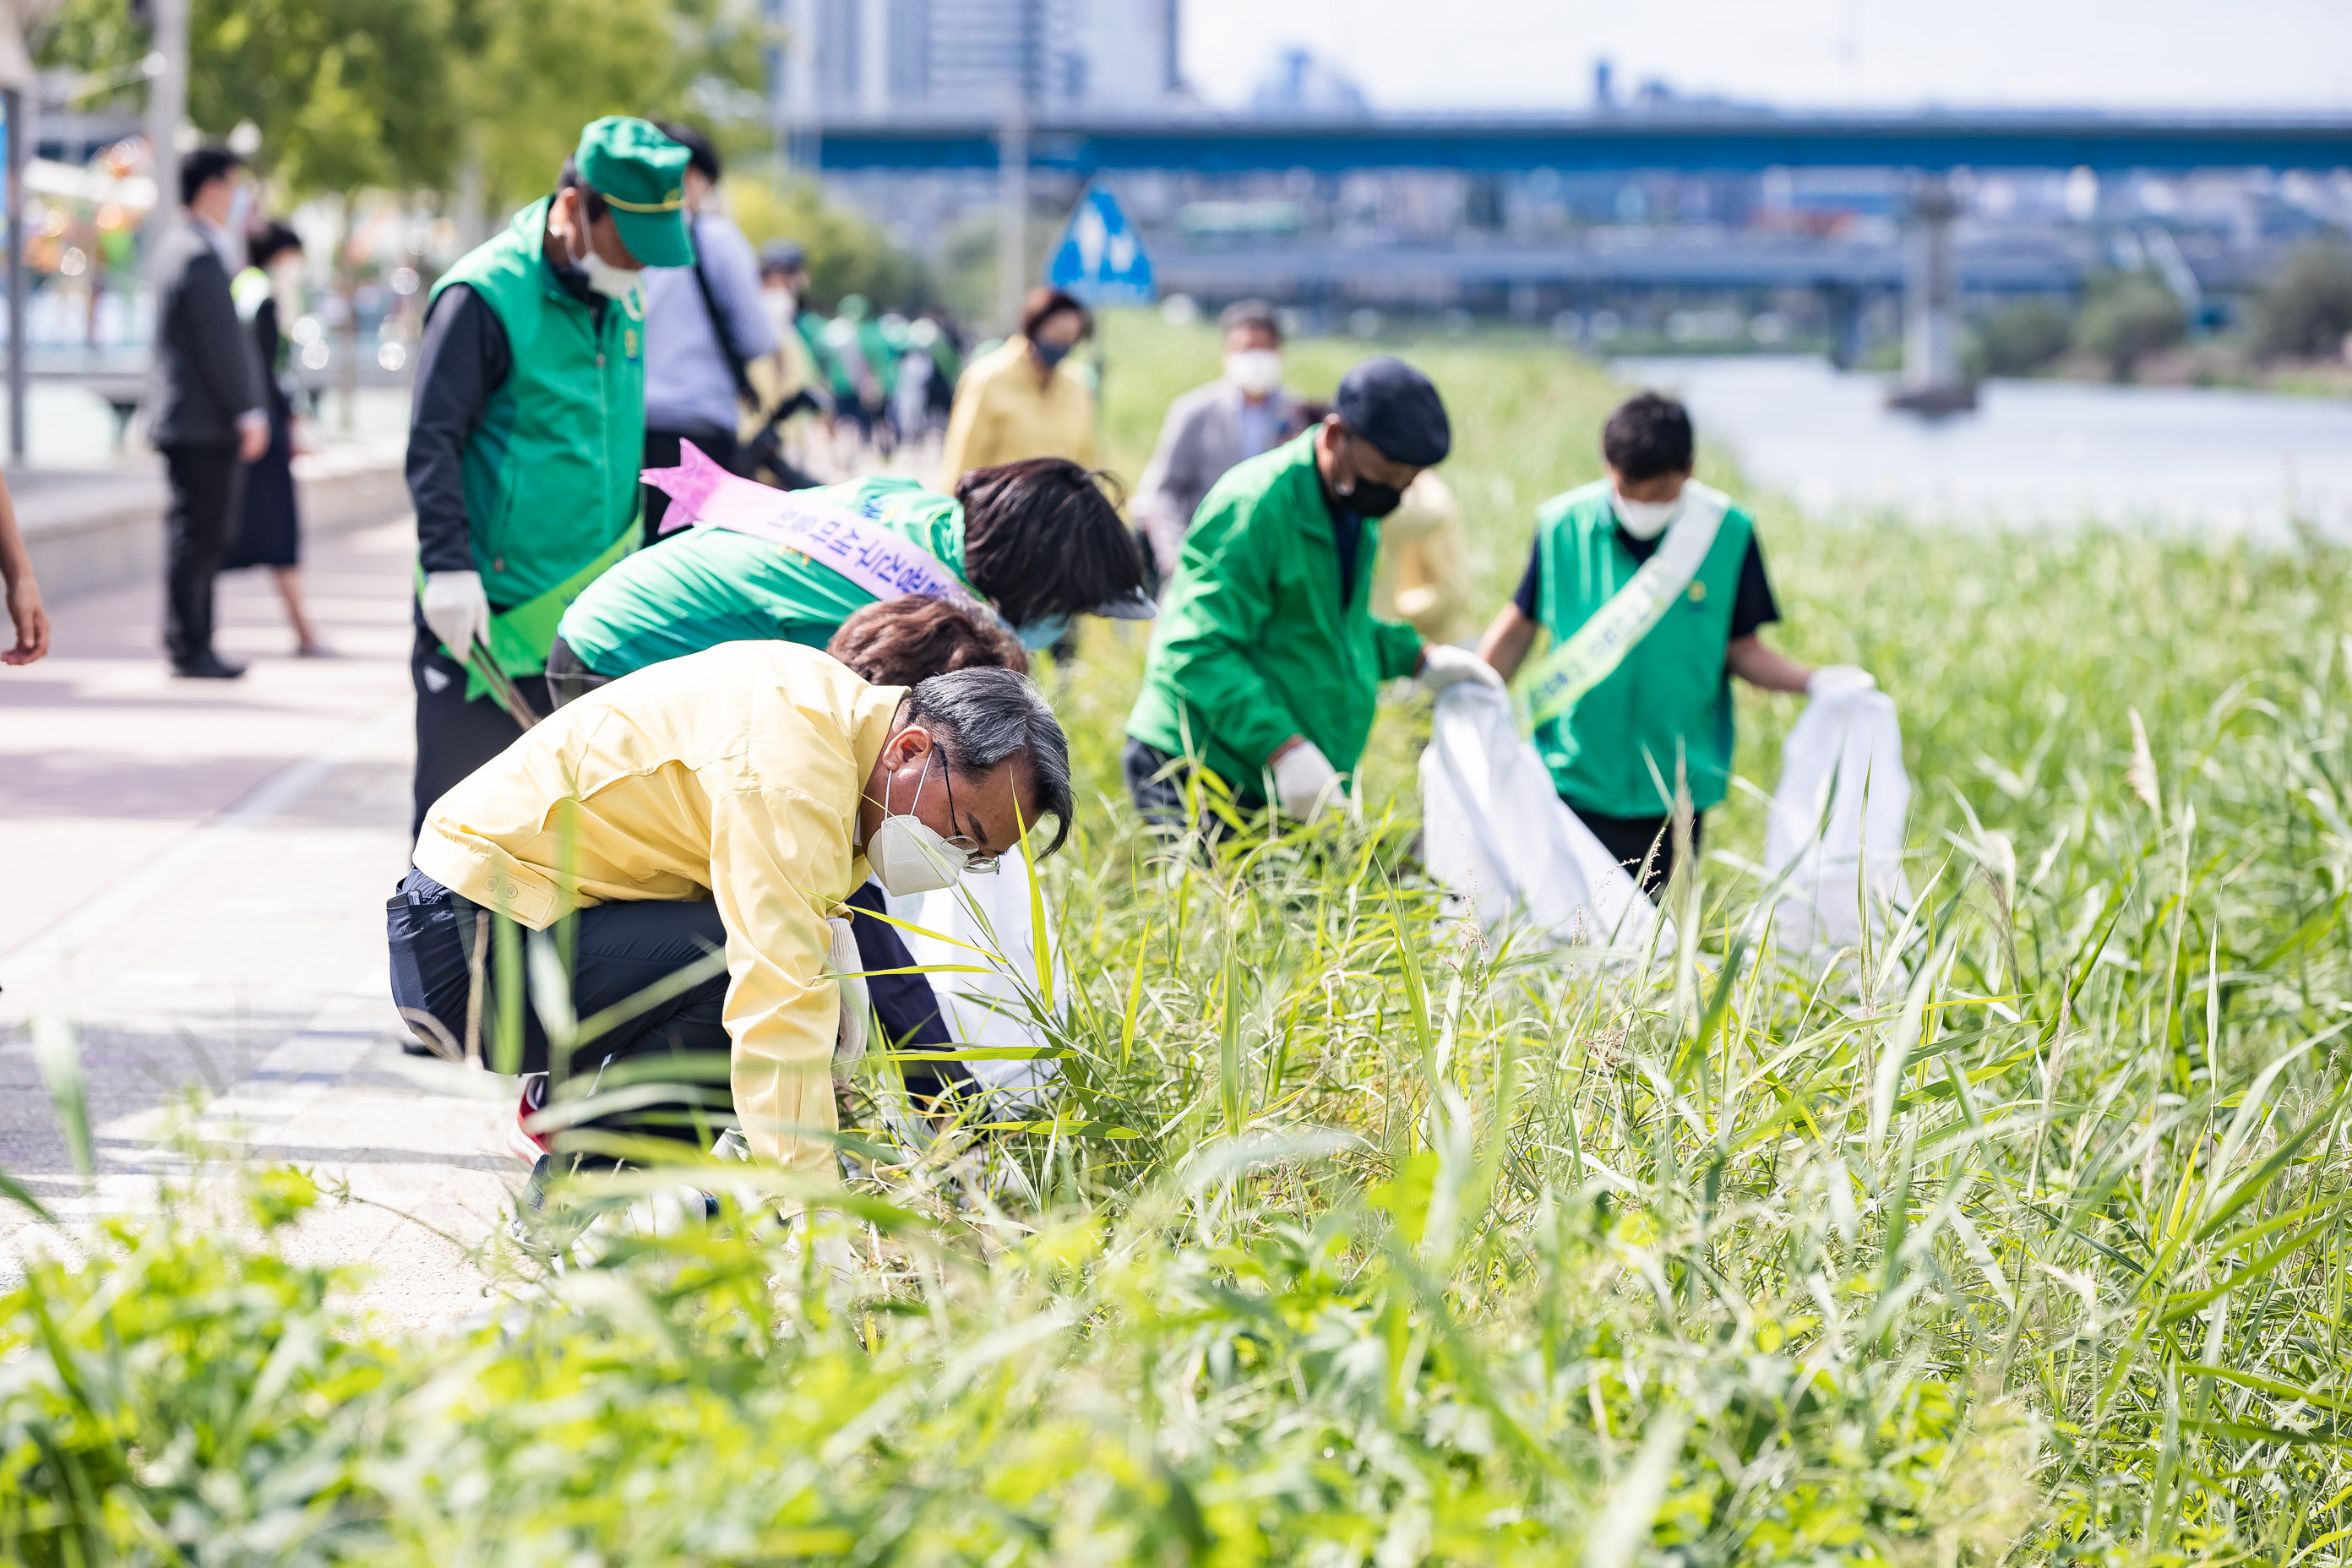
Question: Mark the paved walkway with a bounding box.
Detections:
[0,517,517,1330]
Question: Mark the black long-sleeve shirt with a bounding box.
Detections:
[406,252,603,590]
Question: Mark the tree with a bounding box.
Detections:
[2251,239,2352,361]
[2072,270,2187,381]
[447,0,765,214]
[729,177,930,313]
[1968,297,2072,378]
[35,0,460,199]
[185,0,460,199]
[35,0,763,211]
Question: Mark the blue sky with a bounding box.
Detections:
[1180,0,2352,113]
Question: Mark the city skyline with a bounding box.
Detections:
[1182,0,2352,116]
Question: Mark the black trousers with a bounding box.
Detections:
[161,443,248,664]
[410,619,531,844]
[641,425,740,547]
[1123,738,1266,839]
[1569,806,1705,902]
[386,867,734,1150]
[841,879,972,1104]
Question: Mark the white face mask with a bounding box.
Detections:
[867,748,974,898]
[563,212,641,301]
[1225,348,1283,398]
[1612,491,1681,541]
[580,249,641,301]
[763,286,797,334]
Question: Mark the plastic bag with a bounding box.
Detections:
[1761,685,1913,953]
[1418,683,1669,952]
[881,852,1061,1108]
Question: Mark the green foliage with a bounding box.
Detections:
[447,0,765,212]
[13,331,2352,1562]
[1968,297,2076,378]
[2072,270,2190,380]
[32,0,763,209]
[729,177,932,314]
[2251,239,2352,361]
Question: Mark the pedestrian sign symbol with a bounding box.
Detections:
[1047,185,1154,306]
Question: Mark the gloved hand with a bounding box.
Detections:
[1806,665,1878,700]
[420,569,492,664]
[1417,643,1505,694]
[827,915,868,1084]
[1271,739,1343,821]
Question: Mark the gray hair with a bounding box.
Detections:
[906,666,1075,858]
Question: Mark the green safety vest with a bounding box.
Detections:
[1125,431,1425,787]
[554,475,972,678]
[424,195,644,694]
[1530,481,1754,818]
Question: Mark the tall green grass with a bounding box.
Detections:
[8,324,2352,1565]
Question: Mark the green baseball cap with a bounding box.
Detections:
[574,116,694,269]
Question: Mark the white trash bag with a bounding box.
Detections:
[881,852,1061,1110]
[1761,684,1913,953]
[1418,683,1669,953]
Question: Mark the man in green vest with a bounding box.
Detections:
[1124,357,1500,828]
[404,117,692,840]
[1475,391,1872,896]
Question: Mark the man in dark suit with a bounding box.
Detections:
[148,145,268,679]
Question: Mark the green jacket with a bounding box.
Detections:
[555,476,969,677]
[1127,431,1424,789]
[1530,481,1755,818]
[427,197,644,643]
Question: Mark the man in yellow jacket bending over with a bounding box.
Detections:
[387,642,1071,1173]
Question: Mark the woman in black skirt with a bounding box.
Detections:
[224,220,325,656]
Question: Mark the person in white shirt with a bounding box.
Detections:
[636,122,778,542]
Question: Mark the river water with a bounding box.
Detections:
[1608,356,2352,540]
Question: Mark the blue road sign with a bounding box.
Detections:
[1046,184,1154,306]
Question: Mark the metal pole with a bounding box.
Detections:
[995,109,1027,334]
[143,0,188,394]
[5,86,24,463]
[144,0,187,184]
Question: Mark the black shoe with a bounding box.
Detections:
[172,651,246,679]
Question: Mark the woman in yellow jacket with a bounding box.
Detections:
[939,287,1099,489]
[386,643,1072,1174]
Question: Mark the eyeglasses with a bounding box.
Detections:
[933,750,1002,875]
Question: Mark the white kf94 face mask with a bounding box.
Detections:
[867,747,994,898]
[1612,491,1681,541]
[1225,349,1283,397]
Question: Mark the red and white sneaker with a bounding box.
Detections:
[505,1073,552,1166]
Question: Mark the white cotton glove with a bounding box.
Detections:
[1806,665,1878,700]
[420,569,492,662]
[1417,643,1505,695]
[827,915,868,1085]
[1272,740,1343,821]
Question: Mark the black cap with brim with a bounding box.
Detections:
[1336,355,1451,467]
[1092,589,1157,620]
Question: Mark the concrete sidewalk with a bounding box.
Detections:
[0,516,520,1330]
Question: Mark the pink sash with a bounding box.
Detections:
[642,441,973,605]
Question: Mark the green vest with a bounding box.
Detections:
[1531,481,1753,818]
[554,476,971,678]
[427,197,644,656]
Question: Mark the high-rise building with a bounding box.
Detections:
[778,0,1182,122]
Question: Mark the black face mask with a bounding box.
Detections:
[1032,339,1074,369]
[1335,477,1405,517]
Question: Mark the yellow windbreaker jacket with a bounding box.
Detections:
[937,335,1099,490]
[413,641,904,1172]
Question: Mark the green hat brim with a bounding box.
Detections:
[609,204,694,270]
